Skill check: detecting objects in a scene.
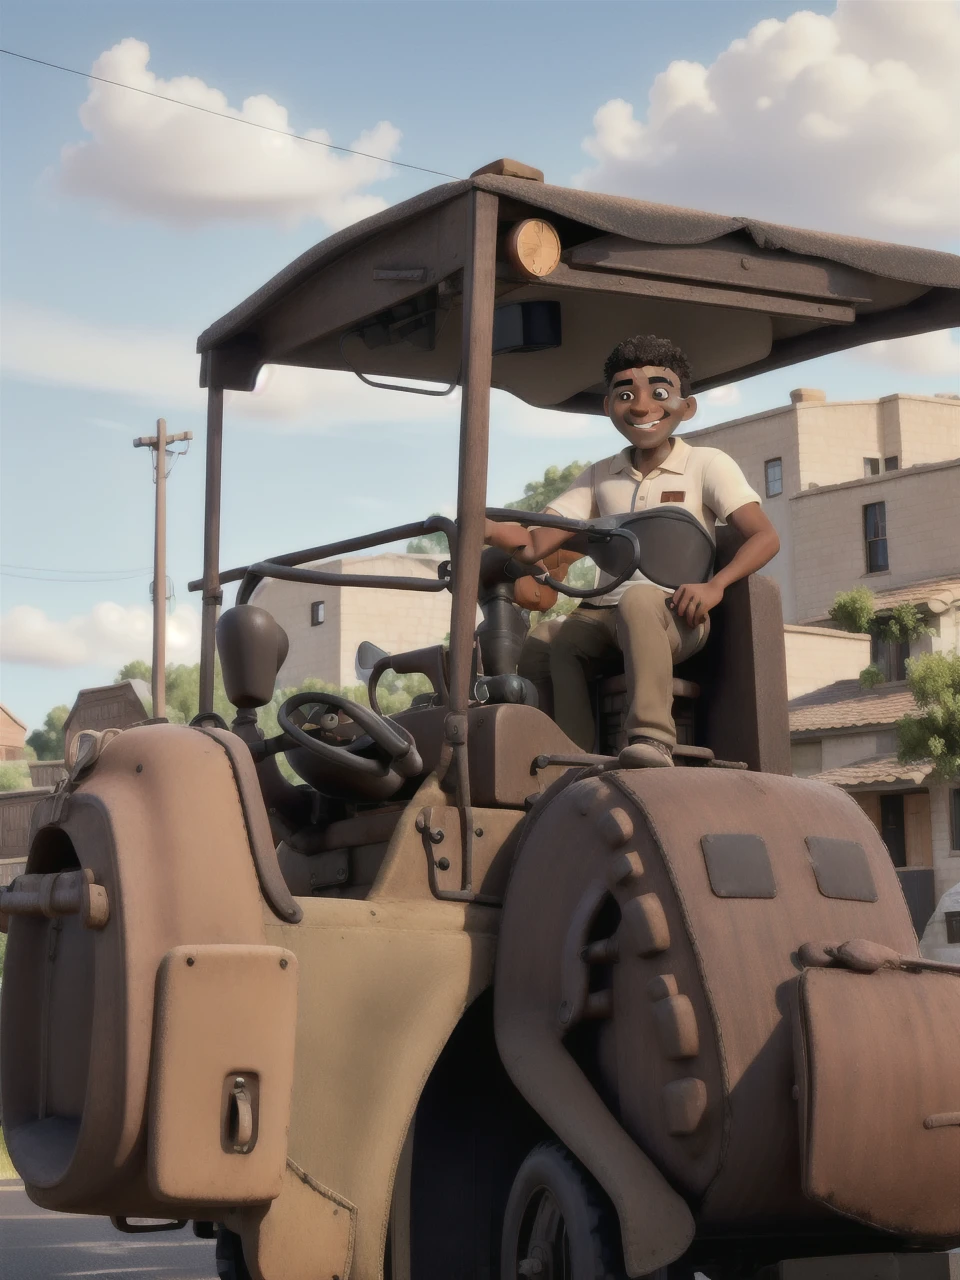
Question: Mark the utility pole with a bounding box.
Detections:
[134,420,192,719]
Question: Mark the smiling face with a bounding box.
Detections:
[603,365,697,454]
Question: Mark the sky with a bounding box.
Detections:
[1,0,959,731]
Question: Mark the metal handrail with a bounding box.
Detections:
[188,514,457,603]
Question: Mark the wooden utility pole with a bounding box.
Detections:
[134,421,192,719]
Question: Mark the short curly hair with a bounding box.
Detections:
[604,335,692,395]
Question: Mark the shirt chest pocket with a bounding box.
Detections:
[660,490,686,504]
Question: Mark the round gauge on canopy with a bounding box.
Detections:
[505,219,562,280]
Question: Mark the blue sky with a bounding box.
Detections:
[2,0,958,730]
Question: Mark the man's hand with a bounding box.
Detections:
[484,519,533,555]
[670,580,724,627]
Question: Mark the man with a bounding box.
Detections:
[485,334,780,767]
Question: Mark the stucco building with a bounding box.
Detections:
[684,389,960,624]
[687,389,960,918]
[251,552,452,690]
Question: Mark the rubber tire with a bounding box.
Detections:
[501,1141,629,1280]
[215,1226,252,1280]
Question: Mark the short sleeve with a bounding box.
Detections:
[701,450,762,520]
[545,464,599,521]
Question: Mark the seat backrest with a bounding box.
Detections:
[677,527,791,774]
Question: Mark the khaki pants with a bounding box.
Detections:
[518,584,708,752]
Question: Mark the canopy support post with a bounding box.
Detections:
[448,188,498,716]
[199,385,224,715]
[441,188,498,898]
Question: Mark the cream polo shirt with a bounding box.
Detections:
[547,436,761,606]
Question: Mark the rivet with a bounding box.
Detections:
[436,857,451,871]
[279,958,288,969]
[336,866,347,881]
[186,956,195,967]
[136,764,143,774]
[474,827,483,837]
[234,1076,245,1089]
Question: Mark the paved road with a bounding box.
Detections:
[0,1180,218,1280]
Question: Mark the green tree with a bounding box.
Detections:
[116,660,152,684]
[0,761,32,791]
[897,650,960,781]
[26,705,69,760]
[406,521,448,555]
[112,661,233,725]
[505,461,590,513]
[405,462,592,554]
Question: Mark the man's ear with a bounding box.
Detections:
[681,395,697,422]
[602,393,610,416]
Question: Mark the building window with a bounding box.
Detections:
[946,911,960,945]
[311,600,325,626]
[764,457,783,498]
[871,634,908,682]
[952,789,960,849]
[863,501,889,573]
[883,455,899,472]
[879,793,907,868]
[864,457,881,477]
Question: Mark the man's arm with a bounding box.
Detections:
[483,508,577,563]
[670,502,780,627]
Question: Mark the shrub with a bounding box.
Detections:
[897,650,960,780]
[874,602,933,645]
[829,588,876,635]
[858,664,885,689]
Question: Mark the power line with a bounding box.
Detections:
[2,563,153,572]
[0,47,461,181]
[1,564,152,582]
[2,573,150,582]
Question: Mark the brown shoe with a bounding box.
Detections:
[619,736,675,769]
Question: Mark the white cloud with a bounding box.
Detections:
[58,38,401,228]
[704,385,741,406]
[855,327,960,377]
[1,301,611,438]
[577,1,960,240]
[0,602,201,669]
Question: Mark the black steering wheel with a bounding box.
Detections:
[277,691,423,780]
[486,509,642,601]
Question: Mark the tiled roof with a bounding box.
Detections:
[811,753,931,787]
[789,679,917,732]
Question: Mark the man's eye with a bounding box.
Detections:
[617,391,633,402]
[652,387,670,401]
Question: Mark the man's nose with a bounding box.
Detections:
[630,393,660,420]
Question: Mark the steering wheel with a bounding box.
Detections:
[487,510,643,601]
[277,691,423,780]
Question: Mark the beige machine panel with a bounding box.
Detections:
[149,944,298,1205]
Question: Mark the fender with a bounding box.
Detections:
[494,778,695,1277]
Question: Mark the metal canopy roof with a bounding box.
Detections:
[197,172,960,413]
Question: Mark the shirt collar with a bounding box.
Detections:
[610,435,691,477]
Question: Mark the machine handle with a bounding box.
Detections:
[0,868,110,932]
